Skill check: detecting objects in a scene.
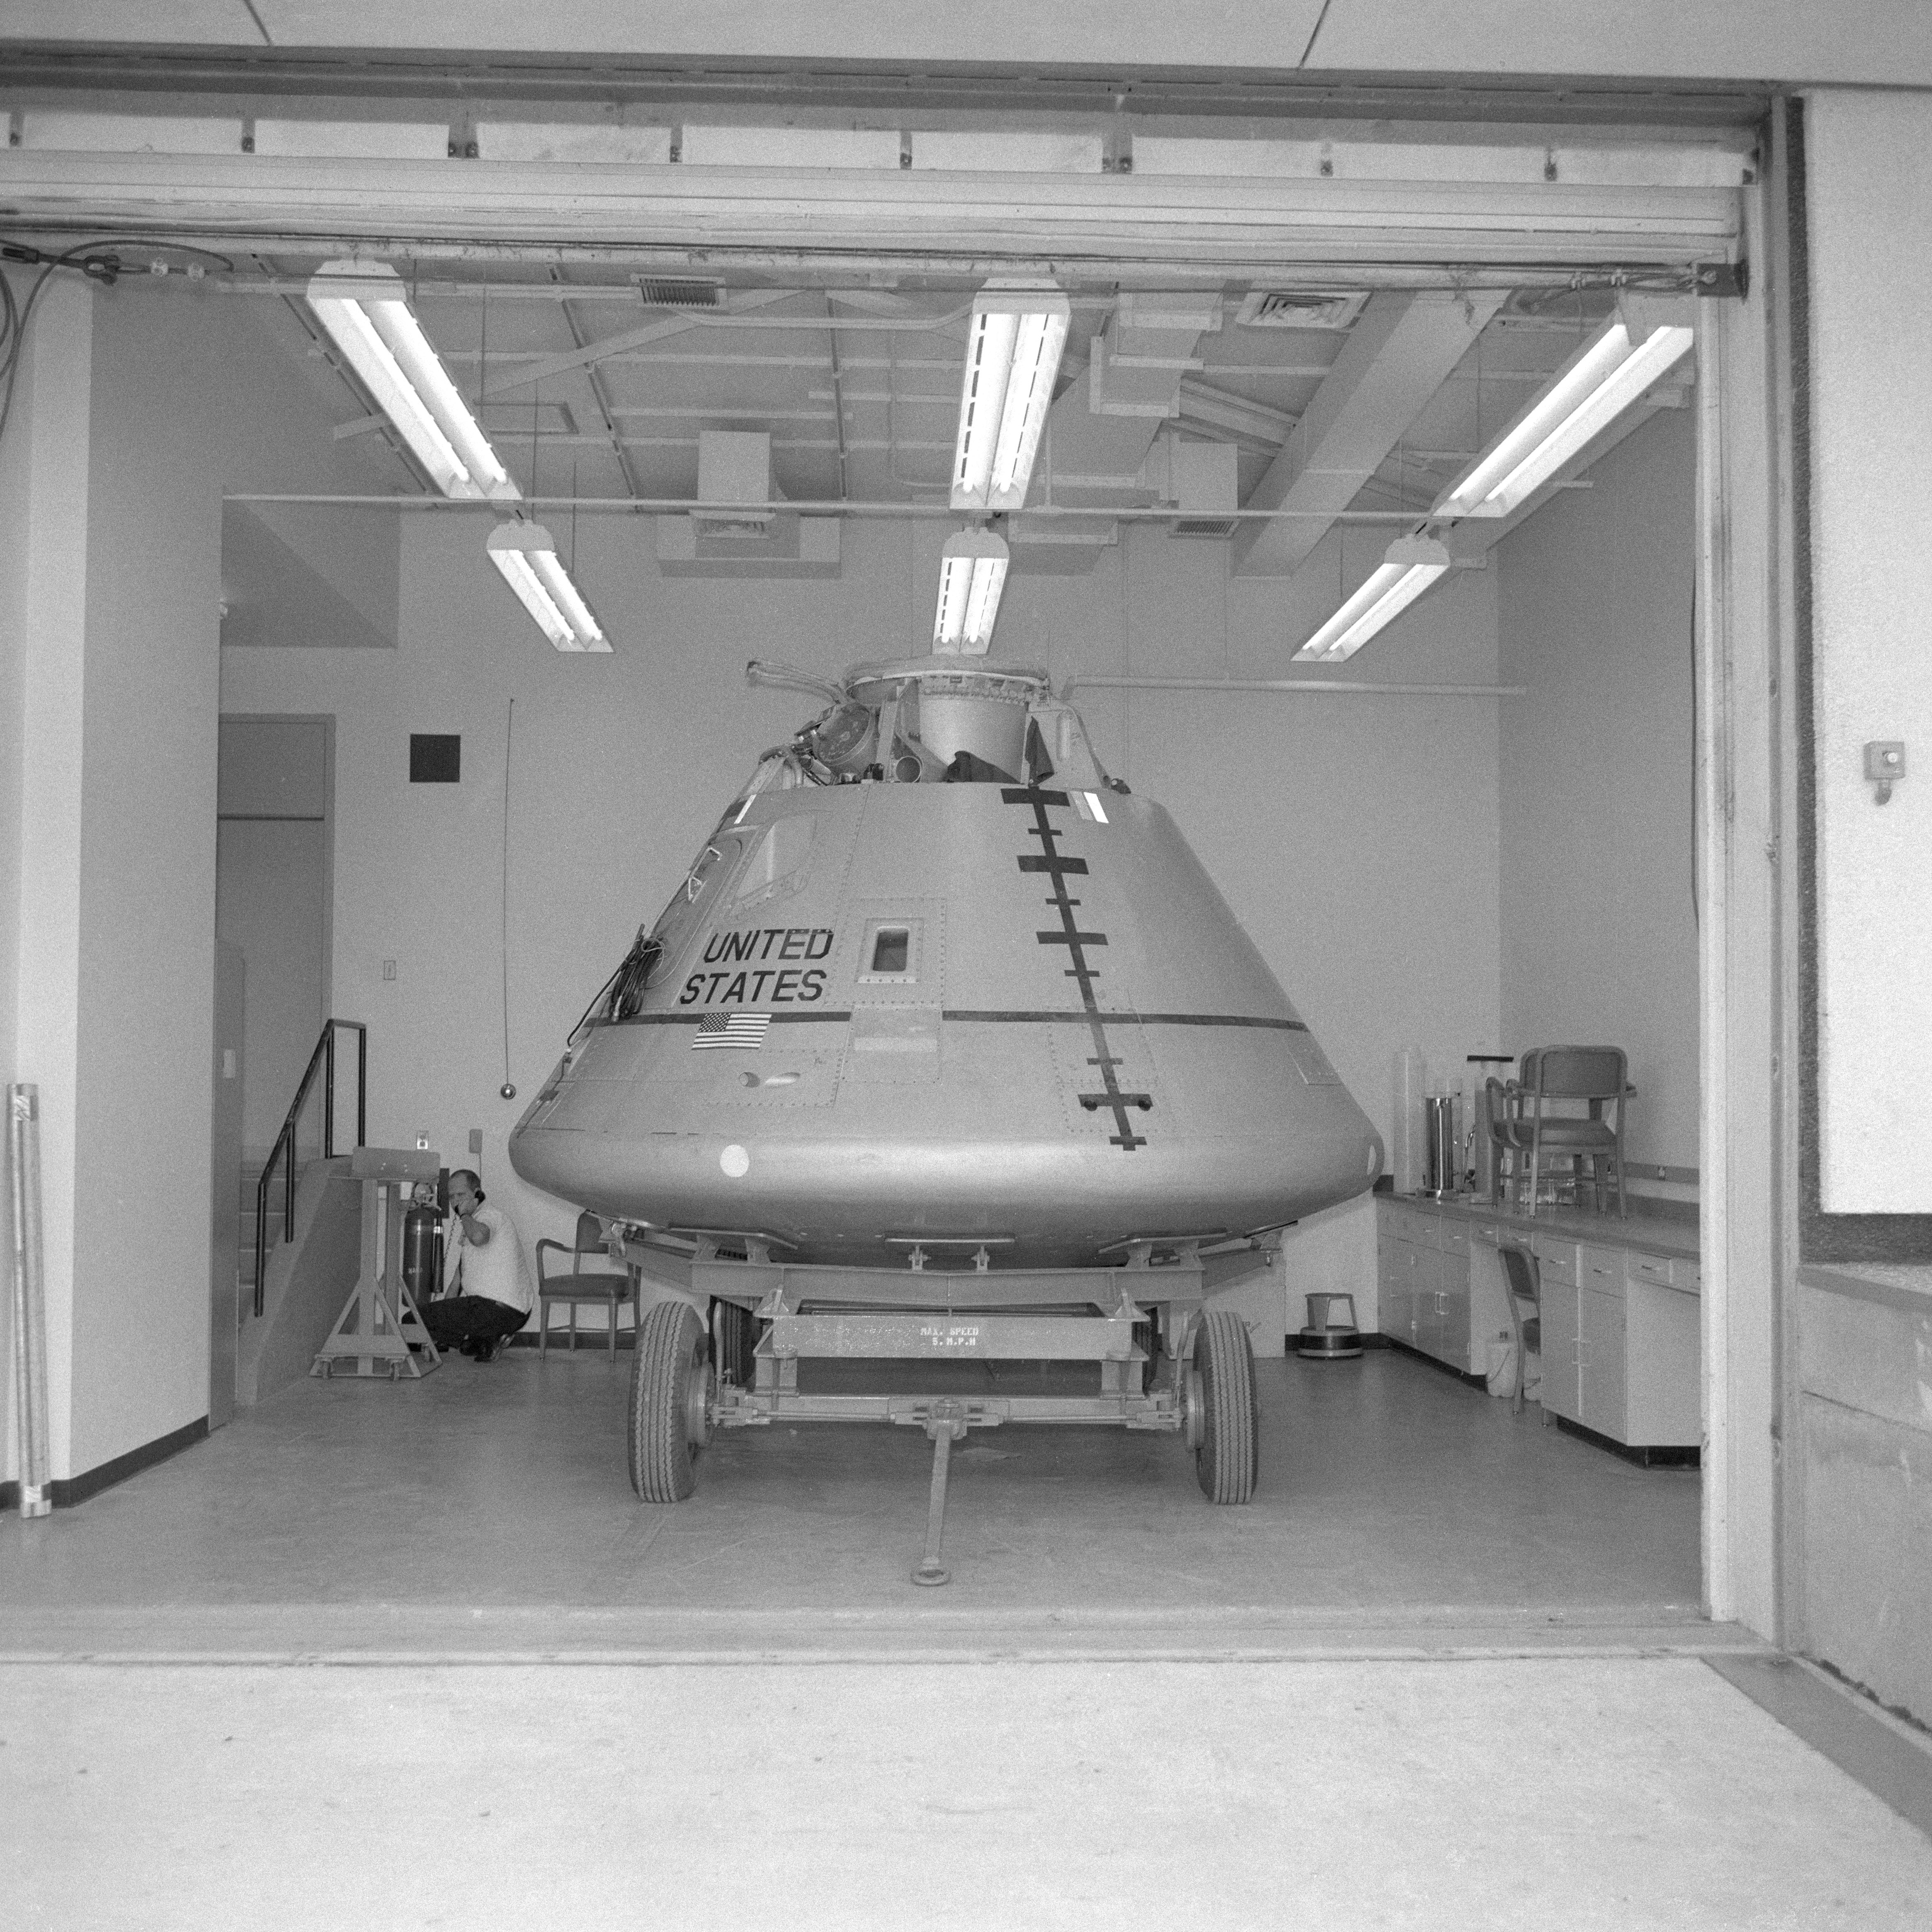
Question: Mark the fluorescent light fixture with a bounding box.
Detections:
[933,528,1010,654]
[950,285,1071,513]
[486,521,609,652]
[1293,536,1452,663]
[307,260,518,503]
[1433,310,1696,521]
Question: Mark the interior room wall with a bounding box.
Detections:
[1,272,95,1488]
[1786,84,1932,1728]
[1495,405,1701,1177]
[220,502,1505,1344]
[3,277,392,1484]
[1806,90,1932,1219]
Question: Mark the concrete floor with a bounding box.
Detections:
[0,1347,1700,1632]
[6,1347,1928,1926]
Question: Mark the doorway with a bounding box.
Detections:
[214,715,334,1335]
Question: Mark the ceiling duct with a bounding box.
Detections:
[636,277,723,308]
[660,430,840,578]
[692,431,776,537]
[1013,292,1219,576]
[1159,439,1240,539]
[1236,290,1371,331]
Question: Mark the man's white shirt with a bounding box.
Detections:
[442,1202,534,1313]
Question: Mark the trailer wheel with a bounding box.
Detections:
[629,1301,712,1502]
[1194,1309,1258,1504]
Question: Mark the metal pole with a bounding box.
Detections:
[323,1024,336,1161]
[356,1026,367,1150]
[7,1085,52,1518]
[911,1401,968,1588]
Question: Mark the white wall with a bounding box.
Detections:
[1807,90,1932,1213]
[1,272,94,1485]
[1496,405,1701,1174]
[0,274,394,1483]
[221,502,1505,1339]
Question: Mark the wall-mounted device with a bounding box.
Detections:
[1865,740,1905,804]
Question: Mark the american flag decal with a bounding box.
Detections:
[691,1011,771,1051]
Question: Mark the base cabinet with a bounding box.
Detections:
[1579,1285,1629,1439]
[1379,1198,1702,1451]
[1540,1279,1581,1422]
[1376,1201,1478,1375]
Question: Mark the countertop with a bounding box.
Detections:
[1381,1190,1701,1263]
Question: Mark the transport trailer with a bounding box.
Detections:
[510,654,1381,1581]
[618,1226,1270,1585]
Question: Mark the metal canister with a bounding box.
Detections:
[1424,1094,1460,1198]
[401,1204,442,1306]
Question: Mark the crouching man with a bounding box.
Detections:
[418,1169,533,1362]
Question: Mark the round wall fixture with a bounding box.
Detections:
[720,1144,751,1177]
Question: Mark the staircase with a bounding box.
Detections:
[233,1019,369,1404]
[239,1155,272,1295]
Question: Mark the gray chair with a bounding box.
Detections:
[1496,1245,1547,1420]
[534,1211,637,1355]
[1490,1045,1634,1216]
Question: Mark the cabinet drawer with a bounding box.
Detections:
[1673,1260,1701,1294]
[1439,1221,1471,1257]
[1627,1250,1675,1289]
[1582,1244,1625,1297]
[1529,1236,1579,1286]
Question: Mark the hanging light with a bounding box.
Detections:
[306,260,518,503]
[1433,304,1696,522]
[486,522,609,653]
[933,528,1010,655]
[950,285,1071,513]
[1292,536,1452,663]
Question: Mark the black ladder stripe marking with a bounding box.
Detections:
[1006,787,1148,1153]
[939,1010,1309,1031]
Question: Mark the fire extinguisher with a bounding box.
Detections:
[402,1188,443,1307]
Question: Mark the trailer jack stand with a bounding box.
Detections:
[912,1402,971,1587]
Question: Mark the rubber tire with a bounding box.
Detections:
[629,1300,708,1502]
[1194,1309,1258,1504]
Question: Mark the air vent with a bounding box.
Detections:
[1236,289,1369,331]
[637,278,721,308]
[1169,516,1239,539]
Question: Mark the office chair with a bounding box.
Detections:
[534,1210,638,1356]
[1490,1045,1634,1217]
[1496,1245,1547,1420]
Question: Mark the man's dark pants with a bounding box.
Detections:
[420,1295,529,1353]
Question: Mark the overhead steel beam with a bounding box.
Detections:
[1230,287,1507,577]
[1175,377,1298,445]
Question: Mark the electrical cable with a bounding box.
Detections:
[499,697,517,1099]
[0,236,235,452]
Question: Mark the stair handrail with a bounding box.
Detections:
[253,1019,367,1317]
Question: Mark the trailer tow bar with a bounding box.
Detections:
[912,1400,971,1587]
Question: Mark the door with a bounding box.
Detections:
[1436,1250,1473,1375]
[1580,1286,1629,1441]
[1541,1280,1582,1422]
[207,940,244,1430]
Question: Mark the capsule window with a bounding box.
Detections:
[858,920,920,983]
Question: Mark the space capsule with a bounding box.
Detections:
[512,660,1380,1252]
[510,653,1381,1546]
